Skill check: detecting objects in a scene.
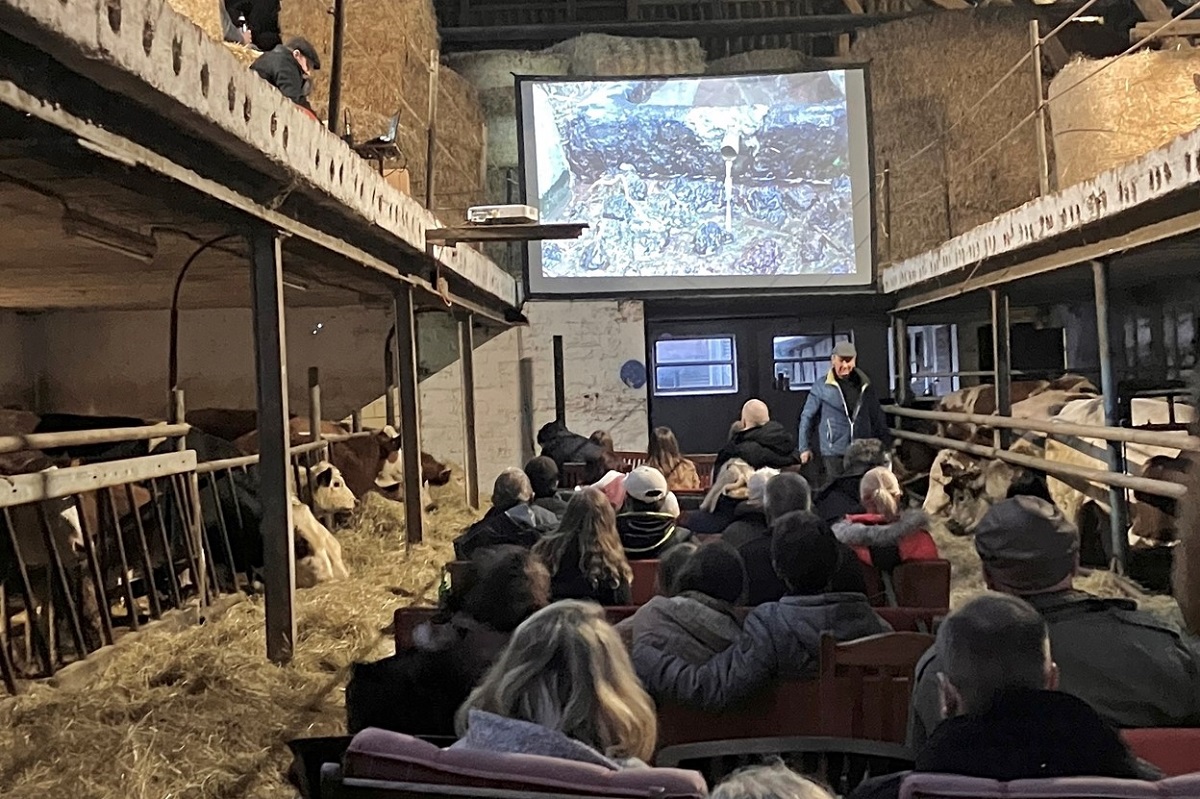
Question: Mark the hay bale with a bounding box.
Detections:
[1049,51,1200,190]
[167,0,224,42]
[0,480,476,799]
[223,41,261,68]
[549,34,706,77]
[706,48,821,75]
[277,0,440,202]
[852,9,1041,261]
[445,51,572,168]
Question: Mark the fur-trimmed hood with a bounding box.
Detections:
[832,509,930,548]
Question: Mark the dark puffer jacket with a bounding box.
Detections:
[633,592,891,710]
[715,421,800,472]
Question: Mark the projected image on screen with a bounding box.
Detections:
[520,70,872,294]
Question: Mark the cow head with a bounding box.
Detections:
[310,461,356,515]
[421,452,452,486]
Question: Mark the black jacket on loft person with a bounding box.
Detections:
[250,45,311,110]
[715,421,800,472]
[536,420,616,483]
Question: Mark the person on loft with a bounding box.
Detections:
[250,36,321,118]
[797,341,891,481]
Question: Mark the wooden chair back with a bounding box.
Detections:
[893,560,951,609]
[817,631,935,744]
[629,559,661,605]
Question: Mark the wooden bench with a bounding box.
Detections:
[862,559,952,610]
[1120,728,1200,777]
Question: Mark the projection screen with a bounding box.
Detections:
[517,68,874,297]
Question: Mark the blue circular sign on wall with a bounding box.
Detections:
[620,360,647,389]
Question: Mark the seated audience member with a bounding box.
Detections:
[687,458,754,535]
[814,438,891,523]
[524,456,570,518]
[345,546,550,737]
[655,541,699,596]
[647,426,702,492]
[713,763,835,799]
[832,467,938,571]
[853,595,1156,799]
[454,469,558,559]
[586,429,623,484]
[723,469,784,604]
[633,511,890,709]
[454,600,657,768]
[617,466,693,559]
[250,36,320,112]
[617,541,746,663]
[534,488,634,605]
[1006,470,1054,503]
[591,469,628,509]
[716,400,801,472]
[908,493,1200,751]
[536,420,617,483]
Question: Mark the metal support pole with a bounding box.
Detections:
[424,50,439,210]
[170,388,208,605]
[384,326,398,429]
[991,288,1013,449]
[892,314,910,407]
[1093,259,1130,572]
[458,314,480,509]
[519,355,536,463]
[552,335,566,424]
[327,0,347,136]
[351,410,362,433]
[392,286,426,545]
[308,367,322,443]
[1030,19,1051,196]
[247,228,295,664]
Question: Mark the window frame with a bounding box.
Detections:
[652,335,739,397]
[771,332,854,391]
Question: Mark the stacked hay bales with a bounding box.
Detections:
[549,34,706,77]
[1049,50,1200,190]
[168,0,224,42]
[853,9,1042,262]
[277,0,485,218]
[707,48,821,75]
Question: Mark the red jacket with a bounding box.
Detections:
[834,511,939,567]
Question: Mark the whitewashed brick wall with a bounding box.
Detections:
[361,299,650,490]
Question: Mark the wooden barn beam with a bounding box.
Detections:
[989,288,1013,450]
[1040,34,1071,73]
[458,314,480,510]
[1132,0,1190,48]
[924,0,971,9]
[440,13,916,44]
[842,0,865,14]
[248,227,296,666]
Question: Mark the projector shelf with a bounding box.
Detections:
[425,223,588,248]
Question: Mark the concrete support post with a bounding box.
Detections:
[247,228,295,665]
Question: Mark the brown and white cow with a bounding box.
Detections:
[292,496,350,589]
[1173,444,1199,636]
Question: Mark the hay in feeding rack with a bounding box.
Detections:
[1048,50,1200,190]
[549,34,706,77]
[167,0,224,42]
[0,481,476,799]
[852,8,1041,262]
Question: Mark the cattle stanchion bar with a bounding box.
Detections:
[247,228,296,665]
[393,285,426,545]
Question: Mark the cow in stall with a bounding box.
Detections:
[296,461,357,518]
[1174,412,1200,636]
[234,418,451,513]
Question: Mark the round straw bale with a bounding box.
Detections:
[1048,50,1200,190]
[444,50,572,92]
[707,48,822,75]
[549,34,706,77]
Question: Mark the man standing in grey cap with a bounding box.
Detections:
[908,491,1200,750]
[797,340,891,481]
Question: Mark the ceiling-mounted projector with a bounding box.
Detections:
[466,204,540,225]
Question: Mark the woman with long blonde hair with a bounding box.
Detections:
[646,426,701,492]
[686,458,754,535]
[534,488,634,605]
[831,466,938,574]
[454,600,658,766]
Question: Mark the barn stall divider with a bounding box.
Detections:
[885,403,1198,573]
[0,372,381,697]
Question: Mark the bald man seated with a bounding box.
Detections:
[715,399,801,473]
